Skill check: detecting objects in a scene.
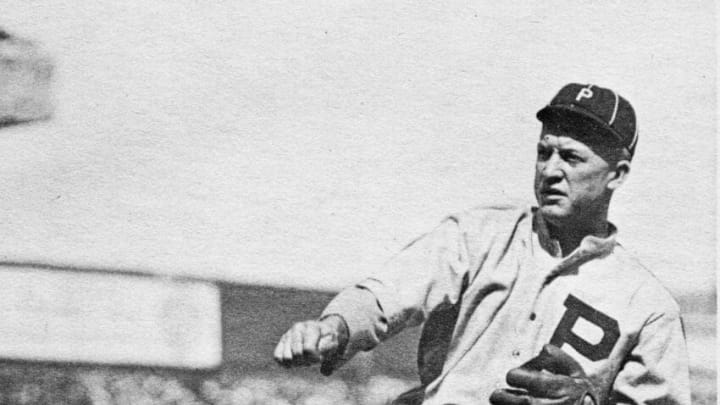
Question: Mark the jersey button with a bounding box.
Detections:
[529,312,536,321]
[512,350,520,357]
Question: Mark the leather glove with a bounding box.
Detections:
[490,344,598,405]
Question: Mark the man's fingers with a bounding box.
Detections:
[273,321,333,368]
[301,323,322,362]
[282,330,294,362]
[273,331,294,365]
[489,388,534,405]
[273,318,347,373]
[490,388,575,405]
[506,368,575,399]
[273,332,287,363]
[291,323,306,357]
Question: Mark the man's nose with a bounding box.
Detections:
[541,153,563,179]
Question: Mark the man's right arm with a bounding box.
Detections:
[273,216,474,374]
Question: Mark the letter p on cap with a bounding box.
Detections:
[575,87,594,102]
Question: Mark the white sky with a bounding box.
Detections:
[0,1,716,295]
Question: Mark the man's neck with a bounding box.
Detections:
[545,217,610,257]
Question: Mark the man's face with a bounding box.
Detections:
[533,127,619,225]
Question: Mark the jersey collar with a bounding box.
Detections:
[531,208,617,280]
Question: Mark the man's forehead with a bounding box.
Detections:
[537,133,591,150]
[539,123,614,150]
[537,131,623,164]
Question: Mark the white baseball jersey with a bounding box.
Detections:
[322,204,690,405]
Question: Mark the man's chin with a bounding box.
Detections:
[537,205,570,223]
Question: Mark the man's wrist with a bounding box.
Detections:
[319,314,350,353]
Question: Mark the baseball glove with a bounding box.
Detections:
[490,344,598,405]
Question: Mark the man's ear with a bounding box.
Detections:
[607,160,631,191]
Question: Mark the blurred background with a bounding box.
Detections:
[0,1,716,404]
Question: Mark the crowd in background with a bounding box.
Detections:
[0,363,714,405]
[0,365,416,405]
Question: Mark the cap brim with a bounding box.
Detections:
[536,105,624,145]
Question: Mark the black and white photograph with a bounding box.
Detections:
[0,2,716,404]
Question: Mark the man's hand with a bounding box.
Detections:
[273,315,349,376]
[490,344,598,405]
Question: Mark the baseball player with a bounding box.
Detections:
[274,83,690,404]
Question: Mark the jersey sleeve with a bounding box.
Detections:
[610,305,691,405]
[321,216,472,362]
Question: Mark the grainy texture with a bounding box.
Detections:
[0,1,714,404]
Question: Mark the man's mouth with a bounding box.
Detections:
[539,188,565,200]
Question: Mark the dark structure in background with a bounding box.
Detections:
[221,283,420,378]
[0,28,54,126]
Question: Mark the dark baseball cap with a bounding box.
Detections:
[536,83,638,157]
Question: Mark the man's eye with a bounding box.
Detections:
[561,152,582,162]
[537,148,551,160]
